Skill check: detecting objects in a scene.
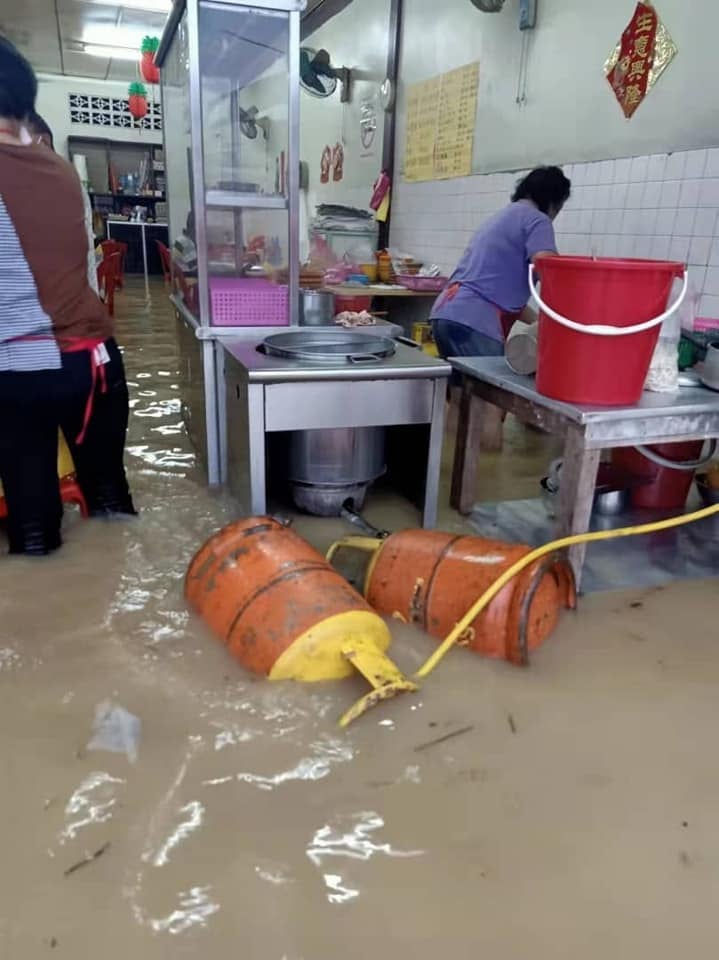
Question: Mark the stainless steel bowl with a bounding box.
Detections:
[593,487,629,516]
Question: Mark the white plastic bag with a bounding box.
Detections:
[87,701,141,764]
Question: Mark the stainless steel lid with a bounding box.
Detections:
[261,328,396,363]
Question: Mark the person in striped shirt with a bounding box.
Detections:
[0,38,135,555]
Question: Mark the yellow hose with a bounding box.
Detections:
[415,502,719,679]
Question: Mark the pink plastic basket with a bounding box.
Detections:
[396,274,448,292]
[209,277,289,326]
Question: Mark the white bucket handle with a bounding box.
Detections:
[529,265,688,337]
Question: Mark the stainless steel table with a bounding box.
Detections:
[222,337,452,527]
[450,357,719,585]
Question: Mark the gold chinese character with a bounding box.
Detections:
[625,84,643,107]
[634,34,650,57]
[629,59,647,78]
[635,11,654,33]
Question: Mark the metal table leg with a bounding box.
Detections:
[422,378,447,528]
[140,223,150,298]
[248,384,267,515]
[555,424,600,589]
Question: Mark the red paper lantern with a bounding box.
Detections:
[128,81,148,120]
[140,36,160,84]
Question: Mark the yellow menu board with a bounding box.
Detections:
[404,62,479,182]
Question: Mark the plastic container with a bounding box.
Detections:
[613,442,705,509]
[396,274,448,292]
[209,277,288,326]
[530,257,686,405]
[335,295,372,314]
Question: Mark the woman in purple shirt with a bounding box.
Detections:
[431,166,571,361]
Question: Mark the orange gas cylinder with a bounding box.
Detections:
[185,517,417,725]
[328,530,576,665]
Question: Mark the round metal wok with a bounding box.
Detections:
[261,328,396,364]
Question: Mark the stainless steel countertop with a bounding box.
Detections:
[223,333,451,383]
[452,357,719,425]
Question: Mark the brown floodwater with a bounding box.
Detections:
[1,281,718,958]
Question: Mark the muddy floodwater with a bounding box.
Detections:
[1,282,718,958]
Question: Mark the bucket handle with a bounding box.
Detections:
[633,439,717,471]
[529,266,688,337]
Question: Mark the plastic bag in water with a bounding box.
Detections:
[87,701,141,763]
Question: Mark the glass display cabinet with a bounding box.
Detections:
[157,0,303,482]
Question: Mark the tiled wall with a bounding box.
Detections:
[390,146,719,319]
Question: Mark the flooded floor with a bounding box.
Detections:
[1,279,718,957]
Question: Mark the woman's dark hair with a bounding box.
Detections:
[0,37,37,120]
[27,111,54,149]
[512,166,571,216]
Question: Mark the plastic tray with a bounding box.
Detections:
[396,274,447,292]
[209,277,288,326]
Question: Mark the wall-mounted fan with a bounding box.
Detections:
[470,0,506,10]
[239,106,270,140]
[300,47,351,103]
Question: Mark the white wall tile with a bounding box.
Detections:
[684,149,708,179]
[669,236,691,262]
[674,209,697,234]
[705,149,719,179]
[659,181,681,208]
[665,152,686,180]
[626,182,644,207]
[643,181,662,207]
[606,209,624,233]
[635,237,652,258]
[699,178,719,207]
[614,157,632,182]
[693,208,718,237]
[699,295,719,318]
[584,162,600,186]
[647,154,667,181]
[592,209,608,234]
[623,209,641,233]
[599,159,615,184]
[630,155,649,182]
[650,236,671,260]
[710,238,719,266]
[655,209,677,234]
[577,209,593,233]
[688,266,707,293]
[703,267,719,295]
[571,163,586,187]
[609,182,628,208]
[637,209,658,235]
[595,184,611,208]
[679,179,702,207]
[689,237,712,266]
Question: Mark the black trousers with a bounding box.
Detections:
[0,338,135,555]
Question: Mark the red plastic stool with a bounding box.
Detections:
[0,477,88,520]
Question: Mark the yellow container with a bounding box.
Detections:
[360,263,378,283]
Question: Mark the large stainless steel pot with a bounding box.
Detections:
[289,426,386,516]
[299,290,336,326]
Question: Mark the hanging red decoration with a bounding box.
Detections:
[128,81,148,120]
[139,36,161,84]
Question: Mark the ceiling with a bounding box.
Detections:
[0,0,329,83]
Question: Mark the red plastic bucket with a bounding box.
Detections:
[531,257,686,405]
[612,441,715,509]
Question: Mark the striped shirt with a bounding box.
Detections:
[0,143,112,372]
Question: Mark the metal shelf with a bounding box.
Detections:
[205,190,288,210]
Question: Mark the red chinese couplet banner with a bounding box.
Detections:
[607,2,659,118]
